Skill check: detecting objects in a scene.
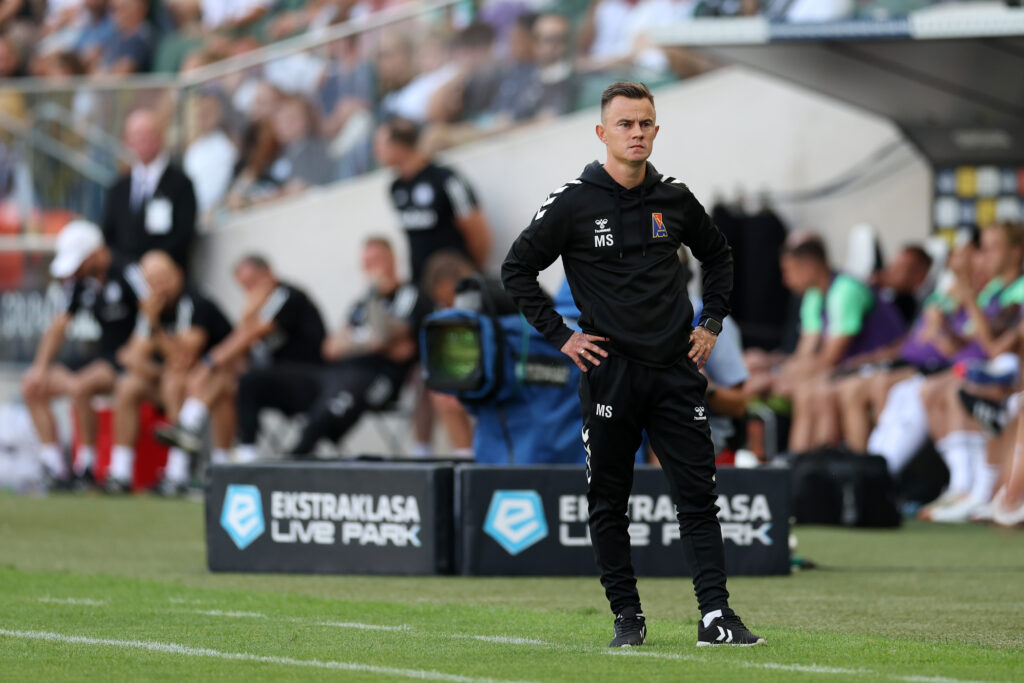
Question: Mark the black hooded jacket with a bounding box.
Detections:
[502,161,733,368]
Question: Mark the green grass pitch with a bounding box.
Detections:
[1,493,1022,682]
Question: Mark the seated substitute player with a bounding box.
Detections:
[283,237,432,456]
[156,255,326,463]
[776,237,906,452]
[502,82,763,647]
[110,251,232,493]
[22,220,147,485]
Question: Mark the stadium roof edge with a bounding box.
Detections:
[649,4,1024,45]
[651,5,1024,164]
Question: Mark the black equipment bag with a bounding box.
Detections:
[789,449,902,527]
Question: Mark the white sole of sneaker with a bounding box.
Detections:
[696,638,766,647]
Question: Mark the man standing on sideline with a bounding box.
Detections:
[102,109,197,270]
[502,82,764,648]
[375,115,492,455]
[374,116,492,284]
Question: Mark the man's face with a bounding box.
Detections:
[124,112,164,165]
[980,227,1009,279]
[141,255,181,302]
[111,0,143,31]
[362,243,395,286]
[780,253,813,293]
[273,100,308,145]
[884,249,927,293]
[235,263,271,295]
[597,96,658,167]
[373,126,398,168]
[533,16,569,67]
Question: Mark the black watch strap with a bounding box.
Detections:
[700,318,722,335]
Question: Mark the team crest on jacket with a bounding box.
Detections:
[651,213,667,238]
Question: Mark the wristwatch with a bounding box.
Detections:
[699,318,722,335]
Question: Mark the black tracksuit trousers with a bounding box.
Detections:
[580,352,730,616]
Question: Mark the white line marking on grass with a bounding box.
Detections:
[317,621,411,631]
[37,597,106,606]
[0,628,537,683]
[454,635,550,646]
[187,610,411,631]
[606,650,1002,683]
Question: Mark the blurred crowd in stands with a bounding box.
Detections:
[0,0,989,227]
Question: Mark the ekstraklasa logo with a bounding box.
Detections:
[220,484,265,550]
[484,490,548,555]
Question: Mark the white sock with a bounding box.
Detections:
[39,443,67,479]
[867,376,927,476]
[165,447,190,483]
[178,398,209,431]
[453,448,474,459]
[970,456,1000,503]
[109,445,135,483]
[235,444,259,463]
[73,445,95,476]
[410,442,432,458]
[936,432,975,495]
[702,609,723,628]
[211,448,231,465]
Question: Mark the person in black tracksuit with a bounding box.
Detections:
[502,82,764,648]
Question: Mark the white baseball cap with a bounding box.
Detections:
[50,220,104,279]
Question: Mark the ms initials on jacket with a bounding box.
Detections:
[502,160,733,367]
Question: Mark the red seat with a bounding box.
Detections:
[73,400,170,491]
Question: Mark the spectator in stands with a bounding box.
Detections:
[200,0,271,37]
[98,0,153,74]
[102,108,197,269]
[281,237,432,456]
[184,91,238,220]
[270,94,333,191]
[110,250,232,493]
[21,221,147,485]
[73,0,115,72]
[0,35,27,125]
[319,34,375,180]
[776,236,905,452]
[224,119,282,210]
[0,0,39,53]
[375,116,492,284]
[374,31,415,113]
[429,22,501,125]
[576,0,712,80]
[152,0,205,73]
[379,28,458,123]
[156,254,326,464]
[516,12,577,120]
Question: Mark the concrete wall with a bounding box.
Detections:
[193,65,932,455]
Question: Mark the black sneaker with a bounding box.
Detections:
[154,423,203,454]
[72,466,97,492]
[156,477,189,497]
[609,608,646,647]
[697,608,765,647]
[103,476,131,495]
[958,389,1009,436]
